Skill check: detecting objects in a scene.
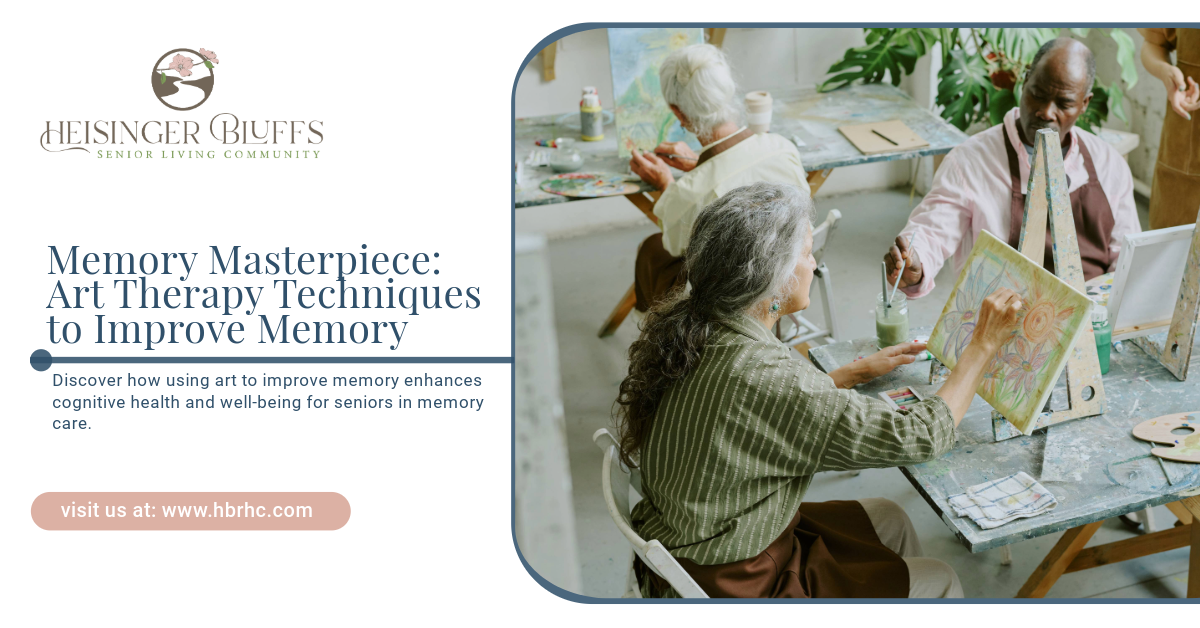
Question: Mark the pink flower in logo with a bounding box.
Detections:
[199,48,219,64]
[170,54,194,77]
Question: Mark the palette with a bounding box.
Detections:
[539,173,640,198]
[1084,272,1113,308]
[878,386,925,411]
[1132,412,1200,464]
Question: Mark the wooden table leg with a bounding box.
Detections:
[624,191,660,226]
[1167,500,1195,525]
[1184,496,1200,598]
[599,282,637,338]
[806,169,833,197]
[1016,520,1103,598]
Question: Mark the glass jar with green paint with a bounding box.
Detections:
[876,291,909,348]
[1092,306,1111,375]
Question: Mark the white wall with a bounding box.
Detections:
[515,28,915,238]
[1085,28,1167,186]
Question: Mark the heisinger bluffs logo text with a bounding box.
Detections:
[40,47,323,160]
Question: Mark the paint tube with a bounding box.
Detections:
[580,87,603,142]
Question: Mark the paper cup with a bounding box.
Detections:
[745,91,773,134]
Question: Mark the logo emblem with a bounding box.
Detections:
[151,48,219,111]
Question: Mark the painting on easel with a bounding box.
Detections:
[927,230,1093,434]
[607,28,703,158]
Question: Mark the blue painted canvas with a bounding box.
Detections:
[607,28,703,158]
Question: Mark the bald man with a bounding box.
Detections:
[885,38,1139,297]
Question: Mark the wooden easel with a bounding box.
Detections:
[1129,204,1200,381]
[993,129,1107,441]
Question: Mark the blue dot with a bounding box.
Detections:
[30,349,53,372]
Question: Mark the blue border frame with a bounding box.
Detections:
[510,22,1200,603]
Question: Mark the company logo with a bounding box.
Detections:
[41,46,324,160]
[151,48,219,111]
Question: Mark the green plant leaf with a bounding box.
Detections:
[1107,84,1127,124]
[204,60,213,69]
[983,28,1059,64]
[160,72,166,84]
[1070,28,1091,38]
[1076,82,1109,132]
[988,87,1017,126]
[1109,29,1139,89]
[820,30,920,92]
[937,49,992,131]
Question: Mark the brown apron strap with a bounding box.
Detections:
[1004,135,1027,251]
[1070,139,1117,278]
[694,127,755,168]
[1005,131,1116,280]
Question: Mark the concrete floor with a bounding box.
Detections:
[542,188,1191,599]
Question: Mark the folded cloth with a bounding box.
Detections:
[948,472,1058,530]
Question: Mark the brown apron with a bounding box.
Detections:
[1004,134,1116,280]
[1149,28,1200,229]
[634,128,756,312]
[637,501,909,598]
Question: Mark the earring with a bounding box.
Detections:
[770,298,780,313]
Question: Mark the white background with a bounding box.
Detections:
[0,1,1191,625]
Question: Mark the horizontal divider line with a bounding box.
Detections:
[49,357,513,364]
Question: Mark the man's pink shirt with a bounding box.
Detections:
[900,108,1140,298]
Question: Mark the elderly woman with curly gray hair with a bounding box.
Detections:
[616,182,1022,599]
[629,43,812,313]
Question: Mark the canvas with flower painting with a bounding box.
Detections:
[927,230,1093,434]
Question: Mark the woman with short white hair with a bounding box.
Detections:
[618,182,1022,598]
[630,44,812,313]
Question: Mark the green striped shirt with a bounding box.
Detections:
[630,314,955,571]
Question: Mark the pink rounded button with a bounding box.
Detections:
[32,493,350,530]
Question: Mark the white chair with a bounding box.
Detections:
[592,428,708,598]
[777,209,844,348]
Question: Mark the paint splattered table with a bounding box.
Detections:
[514,83,969,208]
[809,330,1200,597]
[514,111,656,208]
[515,84,970,337]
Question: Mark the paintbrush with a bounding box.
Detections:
[654,152,697,161]
[872,128,900,146]
[881,262,890,318]
[888,234,914,306]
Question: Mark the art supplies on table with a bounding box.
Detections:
[926,230,1093,436]
[1127,206,1200,381]
[548,139,583,173]
[948,472,1058,530]
[540,173,640,198]
[580,87,604,141]
[745,91,772,134]
[838,120,929,155]
[878,386,925,411]
[1132,412,1200,463]
[1107,224,1194,341]
[608,28,703,158]
[875,290,908,347]
[1084,272,1113,307]
[524,149,551,167]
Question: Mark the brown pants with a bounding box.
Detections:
[634,233,686,312]
[858,498,964,598]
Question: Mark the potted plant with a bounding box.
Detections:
[820,28,1139,133]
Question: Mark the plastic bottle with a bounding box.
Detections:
[1092,307,1111,375]
[580,87,603,141]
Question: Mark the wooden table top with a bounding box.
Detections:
[809,329,1200,553]
[514,83,969,208]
